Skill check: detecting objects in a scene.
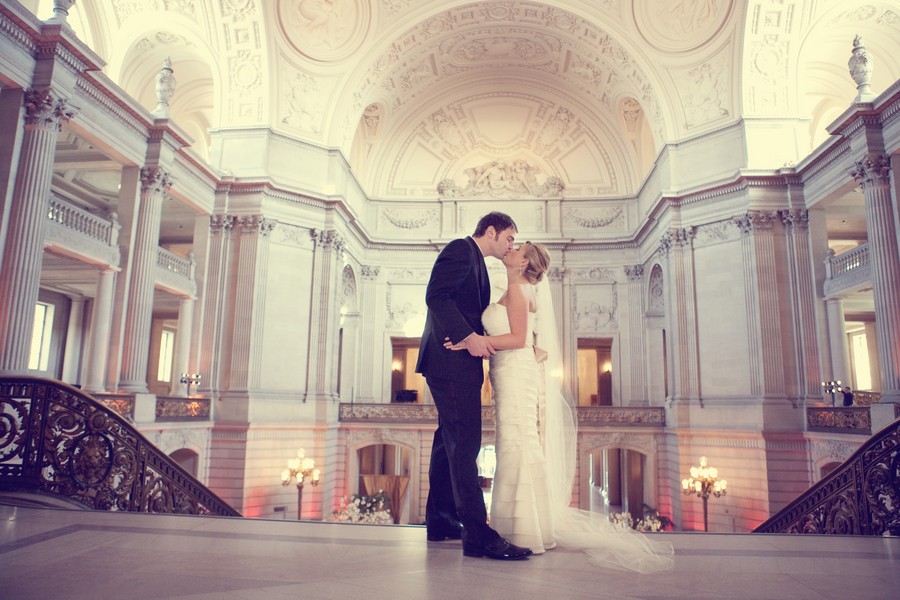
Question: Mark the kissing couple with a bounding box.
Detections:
[417,211,674,571]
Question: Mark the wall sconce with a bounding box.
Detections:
[681,456,727,532]
[281,448,321,520]
[179,373,201,396]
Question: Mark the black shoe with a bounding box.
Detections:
[462,537,532,560]
[427,522,463,542]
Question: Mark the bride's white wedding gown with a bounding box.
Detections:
[483,302,555,553]
[483,299,675,572]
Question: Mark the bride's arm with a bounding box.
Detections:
[485,284,530,350]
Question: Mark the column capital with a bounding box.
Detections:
[657,227,694,256]
[780,209,809,231]
[237,215,276,237]
[140,166,173,194]
[360,265,380,280]
[210,214,236,234]
[624,264,645,281]
[23,88,76,131]
[733,210,777,235]
[851,154,891,189]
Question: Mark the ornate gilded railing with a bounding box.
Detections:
[338,403,665,427]
[754,415,900,535]
[0,377,239,517]
[807,406,871,434]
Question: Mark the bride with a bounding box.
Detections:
[447,241,674,572]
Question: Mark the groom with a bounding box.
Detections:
[416,211,532,561]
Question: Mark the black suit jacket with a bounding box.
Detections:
[416,237,490,383]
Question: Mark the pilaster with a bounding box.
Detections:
[82,268,115,393]
[305,228,344,409]
[172,296,195,397]
[354,265,380,402]
[624,264,647,405]
[198,214,236,398]
[658,227,699,403]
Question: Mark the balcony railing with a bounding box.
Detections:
[824,244,871,296]
[338,403,665,427]
[156,247,196,296]
[48,194,120,245]
[806,406,871,434]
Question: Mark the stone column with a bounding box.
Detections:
[781,209,823,399]
[354,265,380,402]
[735,211,785,397]
[171,296,195,397]
[624,264,647,405]
[0,89,75,373]
[658,227,700,402]
[824,298,851,387]
[852,155,900,403]
[119,167,172,392]
[229,215,274,392]
[61,296,85,385]
[305,229,343,404]
[82,268,116,393]
[197,215,235,396]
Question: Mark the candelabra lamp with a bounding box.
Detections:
[179,373,201,396]
[281,449,321,520]
[822,380,842,407]
[681,456,727,532]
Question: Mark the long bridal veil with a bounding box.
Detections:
[533,278,675,572]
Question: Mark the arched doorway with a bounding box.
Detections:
[356,443,411,524]
[169,448,199,478]
[588,447,651,519]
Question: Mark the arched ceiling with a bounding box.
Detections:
[29,0,900,200]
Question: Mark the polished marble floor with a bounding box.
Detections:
[1,499,898,600]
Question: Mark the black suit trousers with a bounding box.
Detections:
[425,374,492,542]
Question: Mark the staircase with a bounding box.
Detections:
[755,414,900,535]
[0,376,239,517]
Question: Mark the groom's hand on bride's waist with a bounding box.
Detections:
[461,332,495,358]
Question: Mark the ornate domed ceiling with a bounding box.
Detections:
[29,0,900,200]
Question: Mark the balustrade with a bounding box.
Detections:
[824,244,872,296]
[48,194,118,245]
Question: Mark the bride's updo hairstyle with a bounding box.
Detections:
[522,241,551,284]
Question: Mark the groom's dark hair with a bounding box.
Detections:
[473,211,517,237]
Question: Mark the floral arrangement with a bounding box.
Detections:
[609,505,673,533]
[332,491,392,524]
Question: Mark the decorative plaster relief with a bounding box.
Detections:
[341,265,357,308]
[277,0,368,61]
[222,0,257,21]
[229,50,262,92]
[113,0,162,25]
[633,0,733,53]
[648,264,664,313]
[165,0,197,19]
[693,219,740,247]
[573,283,618,332]
[388,268,429,282]
[281,66,327,133]
[624,264,644,281]
[673,49,732,129]
[746,1,793,112]
[564,206,625,230]
[438,159,565,198]
[385,283,426,330]
[272,222,314,247]
[380,207,438,230]
[360,265,380,280]
[383,0,415,16]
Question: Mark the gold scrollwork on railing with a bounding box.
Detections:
[93,393,135,420]
[807,407,871,434]
[576,406,666,427]
[0,377,239,517]
[754,416,900,535]
[156,397,211,421]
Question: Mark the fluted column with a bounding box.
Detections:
[119,167,172,392]
[781,209,823,398]
[61,297,85,384]
[82,268,116,393]
[624,264,647,405]
[354,265,380,402]
[735,211,785,397]
[852,155,900,403]
[305,229,344,404]
[229,215,274,392]
[197,215,235,397]
[0,89,75,373]
[824,298,851,386]
[171,296,195,397]
[658,227,700,402]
